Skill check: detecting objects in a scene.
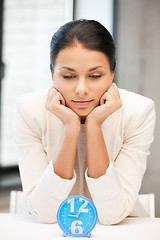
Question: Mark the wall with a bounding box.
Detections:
[74,0,114,35]
[116,0,160,216]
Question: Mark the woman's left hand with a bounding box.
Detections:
[86,83,122,126]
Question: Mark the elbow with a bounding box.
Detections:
[24,195,58,224]
[29,208,57,224]
[97,201,134,225]
[98,210,129,225]
[98,214,126,225]
[26,203,57,224]
[95,192,137,225]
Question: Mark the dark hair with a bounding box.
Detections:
[50,19,116,72]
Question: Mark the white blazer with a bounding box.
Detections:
[14,88,156,225]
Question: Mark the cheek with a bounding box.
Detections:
[53,79,60,89]
[53,80,67,94]
[95,84,110,99]
[56,84,72,100]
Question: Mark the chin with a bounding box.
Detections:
[76,109,94,117]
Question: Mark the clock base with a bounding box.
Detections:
[63,232,67,237]
[86,232,91,238]
[63,231,91,238]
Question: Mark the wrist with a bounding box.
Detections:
[85,117,101,133]
[85,116,101,128]
[65,118,81,136]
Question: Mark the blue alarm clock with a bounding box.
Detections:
[57,195,98,238]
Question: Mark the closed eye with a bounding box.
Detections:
[89,75,101,78]
[63,75,76,79]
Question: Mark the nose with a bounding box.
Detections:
[75,78,88,96]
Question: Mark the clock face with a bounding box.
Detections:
[57,195,98,237]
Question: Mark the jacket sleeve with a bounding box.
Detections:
[85,99,156,225]
[13,95,76,223]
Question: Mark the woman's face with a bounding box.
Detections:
[51,43,114,118]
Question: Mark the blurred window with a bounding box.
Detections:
[1,0,66,167]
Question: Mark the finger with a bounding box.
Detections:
[48,85,57,94]
[100,91,112,105]
[52,92,65,107]
[100,95,105,105]
[110,83,122,107]
[107,86,116,98]
[112,82,117,87]
[105,85,117,102]
[59,93,65,106]
[49,87,65,106]
[109,83,120,100]
[100,83,119,105]
[48,92,60,110]
[111,83,119,95]
[47,86,57,101]
[53,91,66,106]
[46,87,57,108]
[100,92,108,105]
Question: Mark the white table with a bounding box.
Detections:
[0,213,160,240]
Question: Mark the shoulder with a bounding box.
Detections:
[16,89,48,107]
[15,89,48,115]
[14,90,49,133]
[118,88,156,133]
[119,88,155,116]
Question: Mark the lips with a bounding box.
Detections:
[72,99,94,107]
[72,100,93,103]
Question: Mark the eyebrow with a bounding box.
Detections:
[59,66,103,72]
[89,66,103,71]
[60,67,75,71]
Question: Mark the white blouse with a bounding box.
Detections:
[13,88,156,224]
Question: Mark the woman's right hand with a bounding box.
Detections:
[46,86,81,129]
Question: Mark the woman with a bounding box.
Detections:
[14,19,156,225]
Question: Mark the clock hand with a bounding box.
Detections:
[68,214,78,218]
[75,204,86,218]
[68,204,87,218]
[78,204,85,213]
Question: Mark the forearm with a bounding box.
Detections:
[85,120,110,178]
[53,122,80,180]
[25,160,76,223]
